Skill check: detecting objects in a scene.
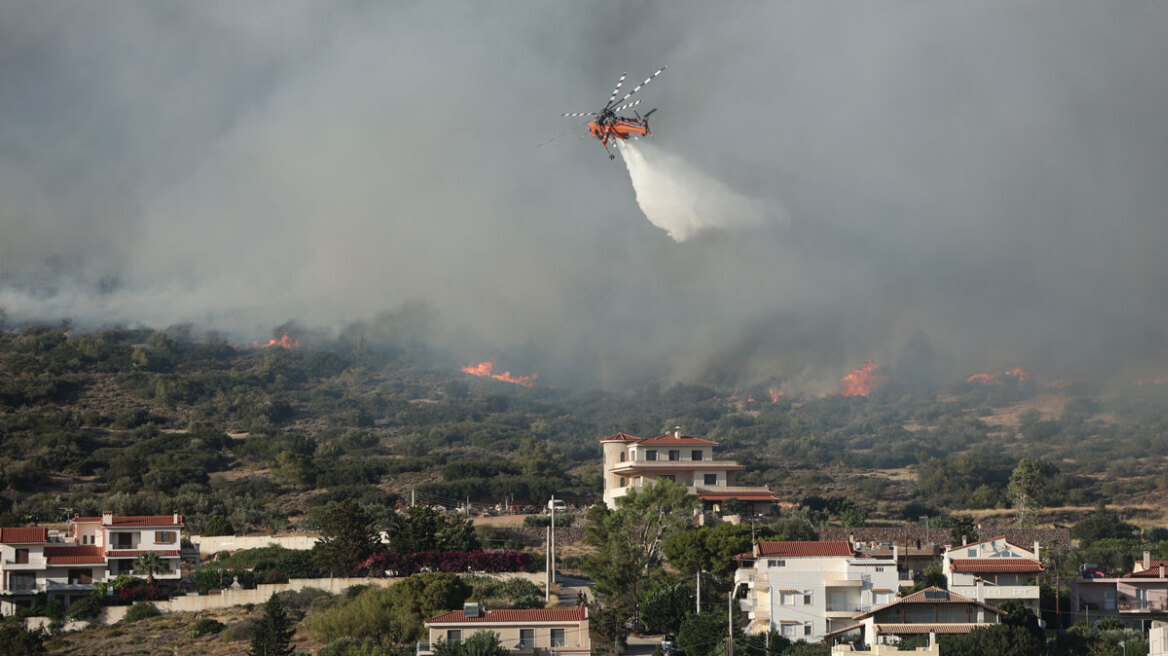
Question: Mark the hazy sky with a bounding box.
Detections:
[2,1,1168,389]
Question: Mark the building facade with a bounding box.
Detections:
[825,587,1005,648]
[0,511,185,616]
[941,536,1043,616]
[1071,554,1168,628]
[421,603,589,656]
[733,541,900,642]
[600,430,779,512]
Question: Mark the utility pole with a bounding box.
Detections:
[727,589,734,656]
[696,570,701,616]
[411,489,415,507]
[550,495,557,587]
[545,525,551,603]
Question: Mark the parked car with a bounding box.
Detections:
[661,634,678,652]
[546,499,568,514]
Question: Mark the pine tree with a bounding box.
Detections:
[249,594,295,656]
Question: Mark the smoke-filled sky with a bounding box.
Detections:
[3,1,1168,390]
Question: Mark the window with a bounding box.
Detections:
[646,450,657,461]
[620,452,626,462]
[446,630,462,644]
[803,591,812,605]
[550,629,565,647]
[874,566,885,572]
[155,531,176,544]
[767,559,786,568]
[874,591,893,606]
[781,623,796,638]
[620,477,626,487]
[968,548,977,557]
[519,629,534,649]
[704,474,718,486]
[803,624,812,636]
[14,549,29,564]
[692,450,703,461]
[780,591,798,605]
[10,573,35,591]
[1103,589,1116,610]
[669,450,680,461]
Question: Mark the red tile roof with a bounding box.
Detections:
[600,433,642,443]
[106,550,180,559]
[0,527,48,543]
[853,587,1007,620]
[45,545,106,565]
[427,604,587,625]
[950,558,1043,573]
[756,541,855,558]
[1127,561,1168,578]
[73,515,184,527]
[610,463,745,473]
[876,623,988,635]
[637,434,719,446]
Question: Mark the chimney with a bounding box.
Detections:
[893,544,899,563]
[1160,564,1165,579]
[753,542,760,558]
[173,510,180,525]
[101,510,113,526]
[673,426,681,439]
[1033,541,1040,561]
[1145,551,1152,570]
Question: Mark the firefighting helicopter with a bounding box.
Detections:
[559,65,666,160]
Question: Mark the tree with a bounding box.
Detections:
[314,499,382,576]
[938,623,1047,656]
[664,522,775,578]
[640,578,700,634]
[133,551,167,585]
[203,514,235,536]
[250,594,296,656]
[433,631,509,656]
[1008,458,1057,525]
[583,480,698,603]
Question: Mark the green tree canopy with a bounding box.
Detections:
[433,631,510,656]
[314,498,383,576]
[1008,458,1057,524]
[249,594,296,656]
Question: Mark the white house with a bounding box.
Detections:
[733,541,900,642]
[941,535,1043,617]
[0,511,185,616]
[421,603,590,656]
[601,430,779,512]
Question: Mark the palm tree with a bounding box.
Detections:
[133,552,167,585]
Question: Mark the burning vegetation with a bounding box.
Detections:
[967,367,1031,385]
[461,359,538,388]
[839,359,886,397]
[254,332,300,349]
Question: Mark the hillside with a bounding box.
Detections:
[3,324,1168,534]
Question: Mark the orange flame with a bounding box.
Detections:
[462,359,538,388]
[1136,375,1168,386]
[966,367,1030,385]
[254,332,300,349]
[839,359,886,397]
[768,388,785,403]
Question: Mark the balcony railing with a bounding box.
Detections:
[417,641,432,655]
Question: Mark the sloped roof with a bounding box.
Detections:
[698,492,781,503]
[73,515,184,527]
[876,623,987,635]
[952,534,1009,550]
[756,541,855,558]
[600,433,642,443]
[853,587,1007,620]
[427,604,587,625]
[0,527,48,543]
[45,545,105,565]
[950,558,1043,573]
[1127,561,1168,578]
[637,434,719,446]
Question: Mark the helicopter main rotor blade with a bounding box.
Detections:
[614,98,643,113]
[538,118,594,148]
[561,112,599,117]
[606,72,628,107]
[612,65,666,108]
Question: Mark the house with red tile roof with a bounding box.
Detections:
[1070,552,1168,627]
[420,602,589,656]
[733,541,899,642]
[600,429,780,512]
[823,587,1004,649]
[941,536,1043,617]
[0,511,185,616]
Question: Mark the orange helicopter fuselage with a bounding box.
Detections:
[587,117,651,158]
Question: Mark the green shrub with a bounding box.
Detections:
[185,618,225,636]
[64,594,104,621]
[121,602,160,623]
[221,617,262,642]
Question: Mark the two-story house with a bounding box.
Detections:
[420,603,590,656]
[1071,553,1168,627]
[825,587,1005,649]
[733,541,900,642]
[0,511,185,616]
[601,430,779,512]
[941,536,1043,617]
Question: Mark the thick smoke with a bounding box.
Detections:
[618,141,773,242]
[3,2,1168,389]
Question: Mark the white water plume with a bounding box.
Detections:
[618,140,770,242]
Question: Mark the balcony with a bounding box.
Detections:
[950,585,1039,600]
[417,641,433,656]
[825,605,870,618]
[1118,597,1168,613]
[824,573,864,588]
[2,559,46,570]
